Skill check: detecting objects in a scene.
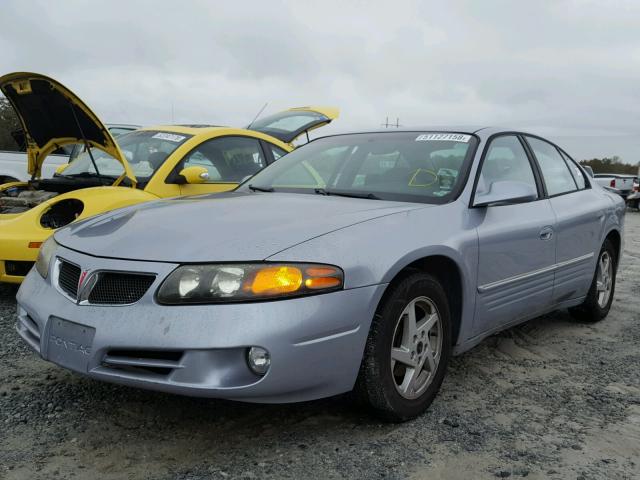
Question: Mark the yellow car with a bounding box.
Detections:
[0,72,338,283]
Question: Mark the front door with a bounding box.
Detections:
[473,135,556,335]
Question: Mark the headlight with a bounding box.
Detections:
[157,263,343,304]
[35,236,57,278]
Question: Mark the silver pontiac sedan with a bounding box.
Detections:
[16,127,625,421]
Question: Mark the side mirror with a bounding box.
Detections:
[55,163,70,175]
[473,181,537,207]
[178,166,210,184]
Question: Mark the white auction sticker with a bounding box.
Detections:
[152,132,186,142]
[415,133,471,142]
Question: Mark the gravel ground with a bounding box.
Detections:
[1,213,639,480]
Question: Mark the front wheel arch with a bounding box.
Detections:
[378,254,464,347]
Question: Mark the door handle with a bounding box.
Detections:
[539,227,554,241]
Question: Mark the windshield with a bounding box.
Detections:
[240,131,478,203]
[62,130,192,181]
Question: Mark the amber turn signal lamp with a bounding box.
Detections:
[251,266,303,295]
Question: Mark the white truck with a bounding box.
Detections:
[593,173,638,197]
[0,149,69,183]
[0,124,139,183]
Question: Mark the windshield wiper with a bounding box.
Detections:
[63,172,116,179]
[248,184,275,192]
[314,188,380,200]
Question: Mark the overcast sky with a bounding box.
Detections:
[2,0,640,163]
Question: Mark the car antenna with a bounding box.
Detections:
[68,103,105,183]
[247,102,268,130]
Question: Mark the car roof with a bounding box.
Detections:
[140,124,231,135]
[314,126,536,140]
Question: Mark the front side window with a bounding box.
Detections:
[526,137,577,196]
[62,130,191,181]
[475,135,538,200]
[241,132,479,204]
[181,136,266,183]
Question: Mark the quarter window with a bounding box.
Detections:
[268,144,288,161]
[560,150,587,190]
[181,137,266,183]
[476,135,538,200]
[526,137,577,196]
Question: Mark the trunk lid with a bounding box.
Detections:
[249,106,339,144]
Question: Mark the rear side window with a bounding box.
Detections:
[559,150,587,190]
[526,137,577,196]
[475,135,539,199]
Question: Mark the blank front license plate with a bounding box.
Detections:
[47,317,95,373]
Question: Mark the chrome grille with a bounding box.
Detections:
[87,272,155,305]
[58,260,81,299]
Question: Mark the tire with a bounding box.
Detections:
[569,239,617,323]
[355,272,452,422]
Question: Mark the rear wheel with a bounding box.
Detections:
[355,272,452,422]
[569,239,617,323]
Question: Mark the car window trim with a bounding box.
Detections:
[469,132,546,208]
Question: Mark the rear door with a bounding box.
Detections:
[249,106,339,145]
[524,136,603,303]
[473,134,556,335]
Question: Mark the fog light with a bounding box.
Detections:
[247,347,270,375]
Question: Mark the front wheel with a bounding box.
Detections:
[569,239,617,323]
[355,272,452,422]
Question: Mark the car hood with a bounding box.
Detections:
[0,72,135,183]
[54,192,426,262]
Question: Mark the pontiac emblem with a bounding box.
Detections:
[78,270,89,290]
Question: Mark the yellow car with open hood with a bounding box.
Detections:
[0,72,338,283]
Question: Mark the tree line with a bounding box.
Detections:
[0,96,22,151]
[580,156,639,175]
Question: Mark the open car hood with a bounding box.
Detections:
[0,72,136,183]
[249,106,339,144]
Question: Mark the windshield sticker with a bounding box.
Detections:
[152,132,186,143]
[415,133,471,143]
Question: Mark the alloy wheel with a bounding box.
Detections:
[390,296,442,400]
[596,251,613,308]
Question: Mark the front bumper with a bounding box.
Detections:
[16,245,386,403]
[0,217,48,283]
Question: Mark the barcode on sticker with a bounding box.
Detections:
[152,132,186,142]
[415,133,471,142]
